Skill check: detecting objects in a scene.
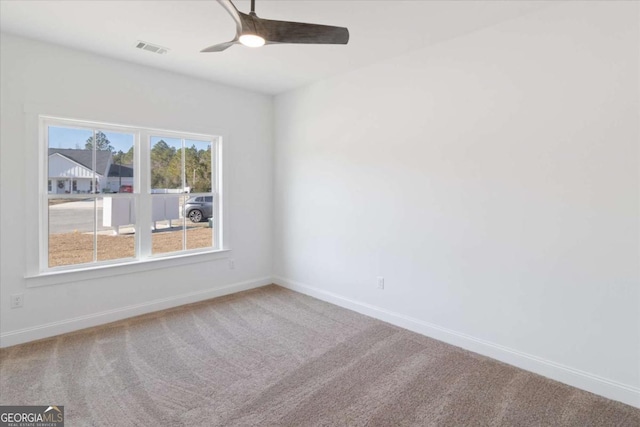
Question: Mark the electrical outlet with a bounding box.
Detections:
[228,259,235,270]
[10,293,23,309]
[376,276,384,290]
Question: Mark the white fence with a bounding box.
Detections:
[103,196,181,234]
[151,187,190,194]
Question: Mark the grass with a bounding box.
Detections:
[48,227,214,267]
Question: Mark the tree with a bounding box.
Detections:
[185,145,212,193]
[85,131,113,151]
[112,147,134,165]
[150,140,179,189]
[149,141,212,191]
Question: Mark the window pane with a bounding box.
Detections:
[48,127,134,195]
[103,130,135,194]
[48,198,95,267]
[184,193,214,250]
[98,196,136,261]
[48,126,93,195]
[185,139,212,193]
[150,137,182,193]
[186,217,214,250]
[152,195,184,255]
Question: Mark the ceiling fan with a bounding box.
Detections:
[201,0,349,52]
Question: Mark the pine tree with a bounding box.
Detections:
[85,131,113,151]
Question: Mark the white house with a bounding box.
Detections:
[106,163,134,193]
[48,148,132,193]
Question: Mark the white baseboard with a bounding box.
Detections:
[274,275,640,409]
[0,276,273,348]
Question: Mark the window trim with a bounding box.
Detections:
[25,248,232,288]
[25,112,231,286]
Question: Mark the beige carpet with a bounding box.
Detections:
[1,285,638,426]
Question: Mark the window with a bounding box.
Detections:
[41,116,222,273]
[149,135,215,255]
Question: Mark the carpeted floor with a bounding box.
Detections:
[1,285,638,426]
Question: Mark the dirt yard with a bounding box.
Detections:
[48,227,214,267]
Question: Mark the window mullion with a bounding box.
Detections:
[138,130,152,259]
[215,137,222,250]
[92,129,98,263]
[182,138,187,252]
[41,121,49,272]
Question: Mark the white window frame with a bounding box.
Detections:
[25,115,230,287]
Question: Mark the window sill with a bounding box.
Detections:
[25,249,231,288]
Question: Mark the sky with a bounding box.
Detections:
[49,126,134,153]
[49,127,211,153]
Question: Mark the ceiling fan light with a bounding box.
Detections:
[239,34,265,48]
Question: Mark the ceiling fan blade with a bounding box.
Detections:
[200,40,238,52]
[201,0,350,52]
[216,0,243,33]
[256,18,349,45]
[201,0,252,52]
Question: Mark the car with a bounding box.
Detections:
[184,195,213,223]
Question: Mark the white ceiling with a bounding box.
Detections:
[0,1,549,95]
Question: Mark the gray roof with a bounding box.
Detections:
[49,148,112,176]
[108,164,134,178]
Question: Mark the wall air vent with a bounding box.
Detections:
[135,41,169,55]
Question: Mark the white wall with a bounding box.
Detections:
[274,2,639,406]
[0,34,273,343]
